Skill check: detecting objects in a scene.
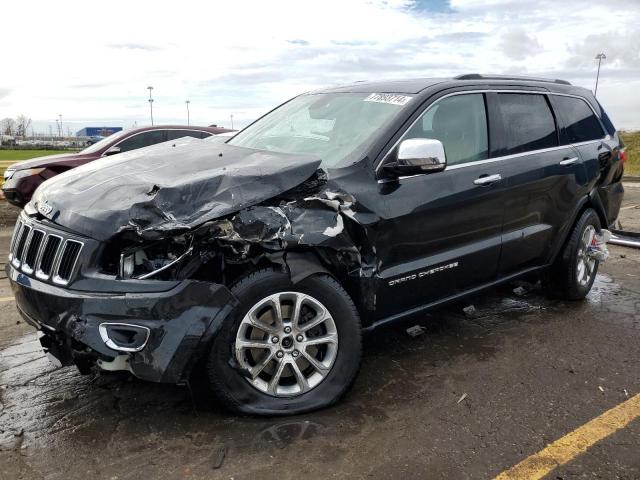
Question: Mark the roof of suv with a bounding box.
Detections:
[317,78,449,94]
[316,74,589,97]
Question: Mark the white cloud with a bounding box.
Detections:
[0,0,638,131]
[499,29,542,60]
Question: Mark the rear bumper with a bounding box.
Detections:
[7,263,237,383]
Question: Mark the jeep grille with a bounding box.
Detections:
[9,218,84,285]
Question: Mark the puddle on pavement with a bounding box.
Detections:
[586,273,622,303]
[585,273,640,329]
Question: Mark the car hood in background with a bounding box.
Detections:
[30,137,321,241]
[8,152,98,171]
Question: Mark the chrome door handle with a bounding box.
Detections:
[474,174,502,185]
[559,157,578,166]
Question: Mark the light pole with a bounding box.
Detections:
[230,114,234,130]
[594,53,606,98]
[58,114,63,138]
[147,86,154,125]
[185,100,190,125]
[55,119,60,138]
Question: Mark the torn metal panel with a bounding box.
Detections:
[202,190,365,268]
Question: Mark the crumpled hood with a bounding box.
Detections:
[30,137,321,241]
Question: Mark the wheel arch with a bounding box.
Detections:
[549,190,607,265]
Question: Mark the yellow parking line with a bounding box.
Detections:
[0,296,15,302]
[495,393,640,480]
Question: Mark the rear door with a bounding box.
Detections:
[374,92,506,319]
[493,92,584,275]
[549,95,617,223]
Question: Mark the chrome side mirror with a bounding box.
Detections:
[384,138,447,177]
[104,146,121,156]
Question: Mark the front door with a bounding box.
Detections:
[373,92,505,320]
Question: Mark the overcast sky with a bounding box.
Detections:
[1,0,639,134]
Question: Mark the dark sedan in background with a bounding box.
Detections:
[2,125,233,207]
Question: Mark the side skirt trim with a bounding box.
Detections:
[364,264,549,331]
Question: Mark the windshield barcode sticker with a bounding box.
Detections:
[364,93,412,106]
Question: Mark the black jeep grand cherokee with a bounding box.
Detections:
[7,74,625,415]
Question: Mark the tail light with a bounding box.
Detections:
[620,148,628,164]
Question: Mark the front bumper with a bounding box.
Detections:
[2,187,28,208]
[2,175,40,208]
[7,263,237,383]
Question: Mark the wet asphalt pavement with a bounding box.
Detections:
[1,185,639,480]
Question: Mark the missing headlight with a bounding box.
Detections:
[119,239,193,280]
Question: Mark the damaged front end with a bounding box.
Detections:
[10,139,377,384]
[8,266,237,383]
[97,167,370,287]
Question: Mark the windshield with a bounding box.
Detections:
[80,130,129,154]
[228,92,413,167]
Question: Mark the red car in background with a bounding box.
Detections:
[2,125,233,207]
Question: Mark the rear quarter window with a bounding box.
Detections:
[167,130,211,140]
[596,100,617,136]
[552,96,605,144]
[496,93,557,155]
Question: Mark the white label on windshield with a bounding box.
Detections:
[363,93,412,106]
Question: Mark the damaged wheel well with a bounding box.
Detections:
[188,247,372,326]
[197,247,352,292]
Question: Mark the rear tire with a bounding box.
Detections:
[206,268,362,415]
[546,208,601,300]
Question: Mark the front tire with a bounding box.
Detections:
[206,269,362,415]
[547,208,601,300]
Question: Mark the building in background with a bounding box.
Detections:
[75,127,123,137]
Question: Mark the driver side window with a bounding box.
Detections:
[405,94,488,166]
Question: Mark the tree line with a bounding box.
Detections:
[1,115,32,137]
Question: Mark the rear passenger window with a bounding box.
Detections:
[553,96,605,143]
[405,93,488,166]
[497,94,557,155]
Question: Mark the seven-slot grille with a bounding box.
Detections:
[9,218,84,285]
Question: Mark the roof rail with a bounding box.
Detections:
[454,74,571,86]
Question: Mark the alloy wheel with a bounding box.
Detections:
[234,292,339,397]
[576,224,597,287]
